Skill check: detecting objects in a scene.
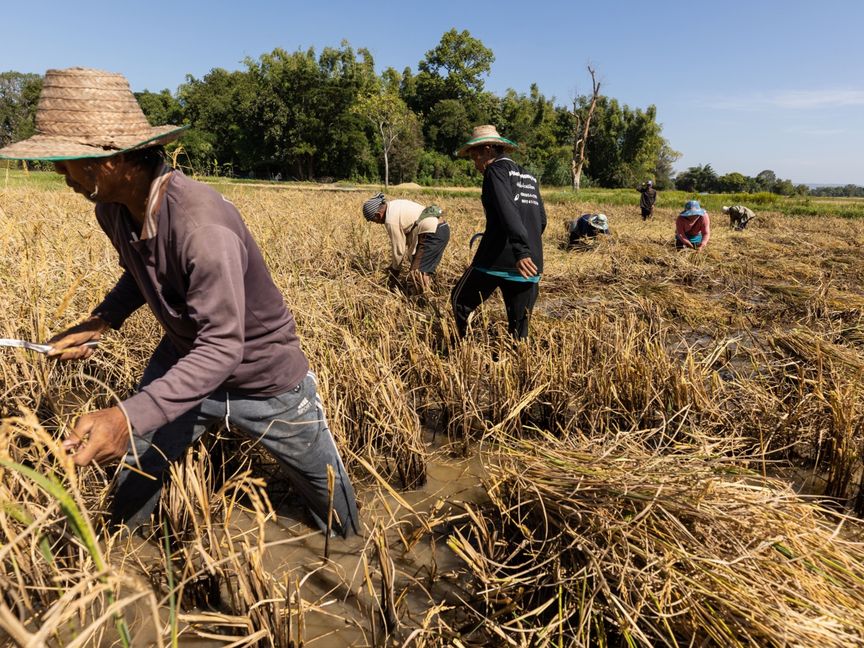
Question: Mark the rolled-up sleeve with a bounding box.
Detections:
[121,225,249,435]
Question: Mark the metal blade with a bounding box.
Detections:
[0,339,100,354]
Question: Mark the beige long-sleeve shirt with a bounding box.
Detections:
[383,199,439,270]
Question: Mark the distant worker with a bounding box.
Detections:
[722,205,756,231]
[362,193,450,294]
[568,213,609,247]
[675,200,711,253]
[451,125,546,340]
[638,180,657,221]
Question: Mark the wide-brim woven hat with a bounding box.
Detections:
[456,125,517,157]
[680,200,706,218]
[0,67,187,161]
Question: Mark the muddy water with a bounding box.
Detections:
[123,439,488,647]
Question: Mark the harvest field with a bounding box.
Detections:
[1,173,864,646]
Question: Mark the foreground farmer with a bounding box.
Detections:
[568,213,609,247]
[638,180,657,221]
[722,205,756,231]
[0,68,360,537]
[451,125,546,340]
[675,200,711,253]
[362,193,450,294]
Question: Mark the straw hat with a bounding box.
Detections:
[456,125,517,157]
[0,67,187,161]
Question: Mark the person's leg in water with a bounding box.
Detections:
[110,341,223,530]
[450,267,498,338]
[112,342,360,539]
[499,280,540,340]
[227,371,361,537]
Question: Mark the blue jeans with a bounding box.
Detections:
[111,345,360,537]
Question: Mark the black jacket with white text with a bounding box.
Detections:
[471,156,547,273]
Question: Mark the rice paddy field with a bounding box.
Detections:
[1,171,864,647]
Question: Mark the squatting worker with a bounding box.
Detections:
[722,205,756,231]
[362,193,450,294]
[0,68,360,537]
[638,180,657,221]
[568,213,609,247]
[676,200,711,253]
[451,125,546,340]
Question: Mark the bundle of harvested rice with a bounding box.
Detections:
[447,431,864,647]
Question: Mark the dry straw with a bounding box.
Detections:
[1,182,864,644]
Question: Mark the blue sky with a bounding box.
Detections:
[4,0,862,184]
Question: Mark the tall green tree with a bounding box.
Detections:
[717,172,749,193]
[409,29,495,154]
[242,42,377,180]
[675,164,718,192]
[135,89,183,127]
[0,71,42,149]
[178,68,258,175]
[354,88,417,187]
[580,97,667,187]
[388,115,424,184]
[414,28,494,109]
[424,98,472,156]
[754,169,777,192]
[497,84,559,179]
[653,143,681,190]
[315,42,378,179]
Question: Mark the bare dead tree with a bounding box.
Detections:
[572,65,601,192]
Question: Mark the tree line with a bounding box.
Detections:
[1,30,861,195]
[0,31,669,189]
[673,165,808,196]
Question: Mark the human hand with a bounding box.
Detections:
[515,257,538,279]
[47,315,109,360]
[62,406,130,467]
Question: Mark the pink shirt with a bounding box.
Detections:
[676,213,711,248]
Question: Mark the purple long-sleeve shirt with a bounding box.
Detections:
[92,170,308,435]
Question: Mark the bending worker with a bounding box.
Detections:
[0,67,360,537]
[362,193,449,294]
[451,125,546,340]
[568,213,609,247]
[722,205,756,231]
[675,200,711,253]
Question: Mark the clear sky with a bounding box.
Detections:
[4,0,862,184]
